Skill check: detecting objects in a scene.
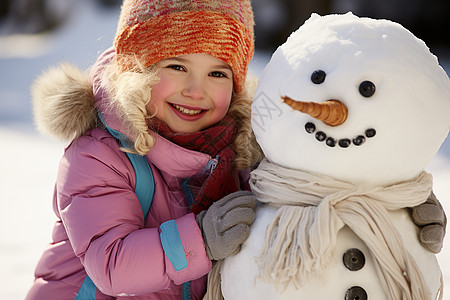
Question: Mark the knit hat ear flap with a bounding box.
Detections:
[114,0,254,92]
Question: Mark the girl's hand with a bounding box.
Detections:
[411,191,447,253]
[196,191,256,260]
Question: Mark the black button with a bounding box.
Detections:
[345,286,367,300]
[326,137,336,147]
[339,138,351,148]
[365,128,376,138]
[316,131,327,142]
[352,135,366,146]
[305,122,316,134]
[343,248,365,271]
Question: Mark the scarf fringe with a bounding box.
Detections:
[203,261,224,300]
[251,159,438,300]
[257,205,339,291]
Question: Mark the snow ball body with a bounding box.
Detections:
[220,13,449,300]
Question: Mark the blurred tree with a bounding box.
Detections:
[253,0,449,51]
[253,0,332,50]
[0,0,73,35]
[0,0,10,20]
[399,0,450,50]
[96,0,122,8]
[334,0,450,52]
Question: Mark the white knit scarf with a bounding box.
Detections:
[250,158,440,300]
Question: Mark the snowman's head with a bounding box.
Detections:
[252,13,450,186]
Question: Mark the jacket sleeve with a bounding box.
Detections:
[57,131,211,296]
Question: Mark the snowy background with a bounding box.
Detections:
[0,1,448,299]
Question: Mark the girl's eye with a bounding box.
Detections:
[210,71,228,78]
[168,65,185,72]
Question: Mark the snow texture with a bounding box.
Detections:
[253,13,450,187]
[0,2,448,299]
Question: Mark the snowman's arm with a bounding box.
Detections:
[411,191,447,253]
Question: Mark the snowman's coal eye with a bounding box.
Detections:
[311,70,326,84]
[359,81,376,97]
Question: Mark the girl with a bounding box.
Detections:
[26,0,262,299]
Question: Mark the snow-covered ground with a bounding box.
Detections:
[0,1,448,299]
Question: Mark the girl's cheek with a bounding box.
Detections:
[150,73,177,104]
[154,72,175,91]
[214,89,233,119]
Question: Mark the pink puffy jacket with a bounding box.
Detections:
[26,49,216,299]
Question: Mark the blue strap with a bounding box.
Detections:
[160,220,188,271]
[76,114,155,299]
[124,151,154,219]
[98,113,155,218]
[182,281,192,300]
[75,276,96,299]
[181,178,194,207]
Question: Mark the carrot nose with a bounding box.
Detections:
[282,96,348,126]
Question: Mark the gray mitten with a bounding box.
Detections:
[411,191,447,253]
[196,191,256,260]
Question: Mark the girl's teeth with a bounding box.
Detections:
[173,104,202,115]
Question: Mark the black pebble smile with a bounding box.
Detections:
[305,122,376,148]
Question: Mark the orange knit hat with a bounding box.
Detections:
[114,0,254,92]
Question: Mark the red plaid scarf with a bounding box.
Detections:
[150,116,243,214]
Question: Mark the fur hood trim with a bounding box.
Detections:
[32,63,97,141]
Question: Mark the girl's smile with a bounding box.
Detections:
[169,103,207,120]
[149,53,234,133]
[171,103,203,116]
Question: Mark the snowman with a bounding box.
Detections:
[219,13,450,300]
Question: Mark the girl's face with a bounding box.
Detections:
[149,53,234,133]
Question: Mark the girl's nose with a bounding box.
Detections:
[181,77,206,100]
